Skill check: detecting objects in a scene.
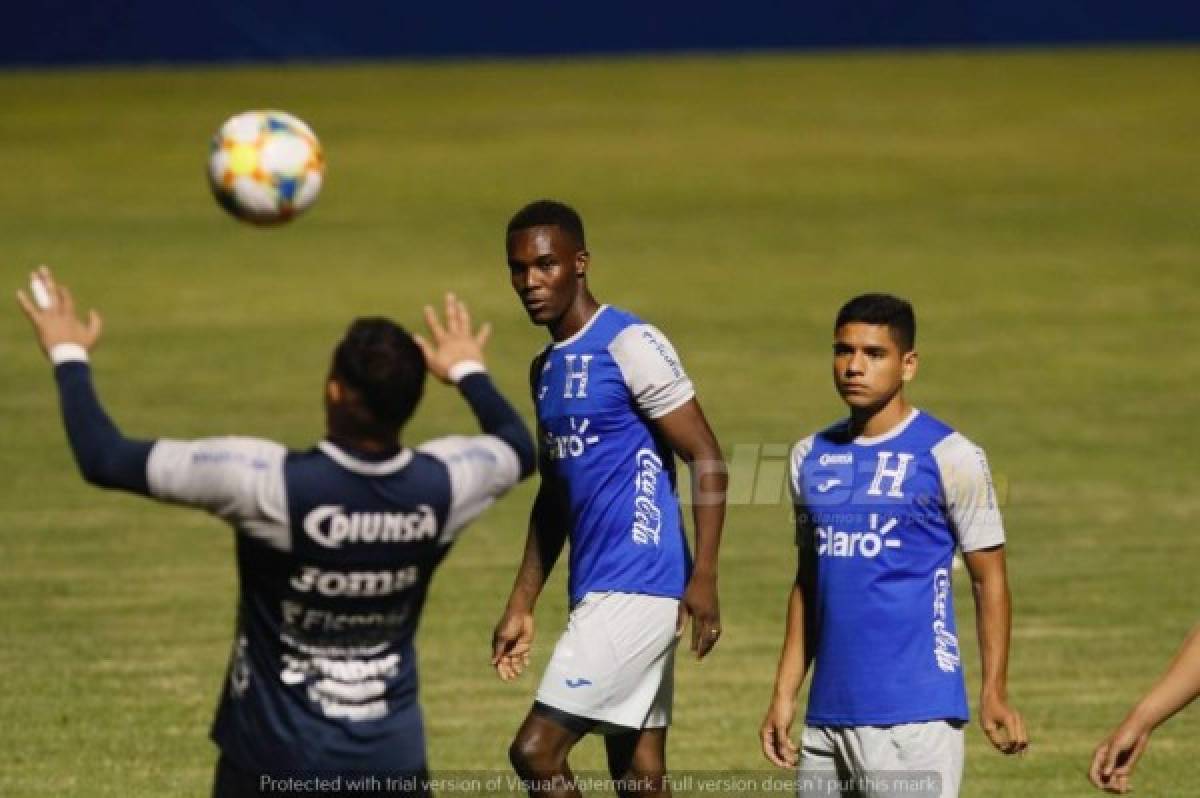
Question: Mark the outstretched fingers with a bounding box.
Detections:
[37,265,57,297]
[475,321,492,349]
[423,303,446,343]
[85,309,104,348]
[452,292,471,336]
[15,289,37,322]
[411,333,434,364]
[59,283,77,317]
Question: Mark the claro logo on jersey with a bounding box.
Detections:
[816,513,901,558]
[303,505,437,548]
[545,417,600,461]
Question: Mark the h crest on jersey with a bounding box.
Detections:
[866,451,914,498]
[562,354,593,399]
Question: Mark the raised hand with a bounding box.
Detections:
[16,266,103,358]
[412,292,492,384]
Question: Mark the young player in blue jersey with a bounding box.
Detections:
[17,268,535,798]
[760,294,1028,797]
[491,201,728,797]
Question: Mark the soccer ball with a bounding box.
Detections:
[207,110,324,226]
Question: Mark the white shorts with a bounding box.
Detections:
[798,721,964,798]
[535,591,679,734]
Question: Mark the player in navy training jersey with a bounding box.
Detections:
[760,294,1027,797]
[491,201,728,797]
[18,268,535,797]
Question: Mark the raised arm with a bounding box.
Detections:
[18,267,153,494]
[413,294,537,553]
[415,293,535,479]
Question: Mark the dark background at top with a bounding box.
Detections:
[5,1,1200,67]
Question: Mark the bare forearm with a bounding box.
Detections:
[1128,624,1200,730]
[507,484,567,611]
[973,571,1012,697]
[687,446,726,578]
[690,465,726,578]
[772,582,810,699]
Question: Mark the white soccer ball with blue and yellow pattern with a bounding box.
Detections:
[207,110,324,226]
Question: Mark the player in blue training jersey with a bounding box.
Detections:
[17,268,535,798]
[491,201,728,797]
[760,294,1028,797]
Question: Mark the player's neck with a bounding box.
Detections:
[324,420,402,457]
[548,292,601,342]
[849,394,913,440]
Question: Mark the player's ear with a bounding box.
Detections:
[901,350,919,382]
[326,378,345,405]
[575,250,590,279]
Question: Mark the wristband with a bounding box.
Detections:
[50,343,89,365]
[448,360,487,383]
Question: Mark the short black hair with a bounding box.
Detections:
[331,318,426,428]
[506,199,586,250]
[835,293,916,351]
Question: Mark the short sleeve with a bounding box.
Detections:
[418,434,522,542]
[607,324,696,419]
[789,435,817,551]
[931,433,1006,552]
[146,437,291,550]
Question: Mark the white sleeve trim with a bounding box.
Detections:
[448,360,487,383]
[608,323,695,420]
[789,435,816,504]
[50,343,89,364]
[790,435,817,551]
[931,432,1006,552]
[147,437,291,551]
[418,434,521,543]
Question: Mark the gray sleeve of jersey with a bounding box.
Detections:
[608,324,696,419]
[146,437,291,551]
[418,434,522,543]
[931,432,1007,552]
[789,436,816,553]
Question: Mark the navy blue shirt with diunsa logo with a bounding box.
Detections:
[51,356,533,778]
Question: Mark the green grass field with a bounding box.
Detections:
[1,47,1198,797]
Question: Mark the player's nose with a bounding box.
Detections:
[511,268,537,294]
